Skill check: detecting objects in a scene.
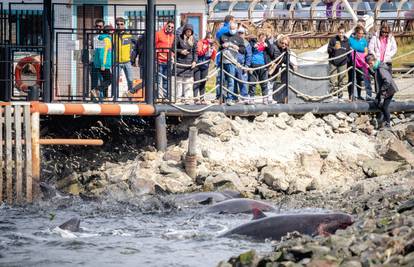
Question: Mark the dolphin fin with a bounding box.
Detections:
[252,208,267,220]
[199,197,214,205]
[58,217,81,232]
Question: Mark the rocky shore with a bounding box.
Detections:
[41,111,414,266]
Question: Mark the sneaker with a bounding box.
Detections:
[248,97,255,105]
[268,97,273,104]
[226,99,234,106]
[263,98,269,105]
[365,96,374,101]
[90,89,99,99]
[384,122,391,128]
[357,96,365,101]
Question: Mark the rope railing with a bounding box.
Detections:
[291,49,354,63]
[175,59,212,68]
[175,68,219,85]
[222,52,286,72]
[222,67,285,85]
[221,84,286,101]
[289,82,352,102]
[289,66,352,80]
[392,49,414,61]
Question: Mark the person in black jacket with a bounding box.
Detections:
[174,24,197,104]
[366,54,398,128]
[327,25,350,100]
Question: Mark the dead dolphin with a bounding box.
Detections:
[220,210,354,241]
[58,218,81,232]
[201,199,277,214]
[175,192,234,205]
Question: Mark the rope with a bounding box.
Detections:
[175,59,212,67]
[288,82,352,102]
[395,65,414,80]
[222,68,285,85]
[392,49,414,61]
[289,66,352,80]
[292,50,353,63]
[222,52,286,71]
[221,84,286,100]
[169,103,216,113]
[176,68,219,85]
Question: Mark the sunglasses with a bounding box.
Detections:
[167,25,174,29]
[116,23,124,26]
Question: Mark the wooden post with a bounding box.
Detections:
[5,105,12,204]
[185,127,198,179]
[155,112,167,152]
[24,105,32,203]
[14,105,23,204]
[31,103,40,200]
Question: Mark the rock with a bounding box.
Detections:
[256,185,279,199]
[159,161,183,175]
[349,113,358,119]
[336,112,347,120]
[162,174,193,193]
[355,115,370,127]
[405,124,414,146]
[340,260,362,267]
[203,172,243,192]
[64,183,82,196]
[195,163,210,185]
[279,112,290,122]
[219,131,233,142]
[402,252,414,265]
[307,259,338,267]
[260,166,289,192]
[288,176,313,194]
[296,112,316,131]
[201,149,211,159]
[163,149,183,162]
[323,114,340,130]
[194,112,233,137]
[300,152,323,177]
[141,151,158,161]
[362,159,402,177]
[397,199,414,213]
[255,112,268,122]
[345,180,379,196]
[382,139,414,165]
[274,117,288,130]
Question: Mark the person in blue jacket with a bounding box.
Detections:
[348,25,369,100]
[234,27,251,103]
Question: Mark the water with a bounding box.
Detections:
[0,196,272,267]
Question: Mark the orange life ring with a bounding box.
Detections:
[14,56,42,92]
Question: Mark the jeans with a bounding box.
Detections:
[248,66,268,97]
[194,66,208,99]
[348,67,364,99]
[328,63,347,97]
[91,66,103,90]
[235,68,248,100]
[117,62,134,93]
[364,76,372,97]
[376,92,394,124]
[158,63,169,98]
[223,63,235,100]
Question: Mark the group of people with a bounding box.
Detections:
[328,18,397,101]
[89,16,399,127]
[90,18,139,101]
[155,15,296,106]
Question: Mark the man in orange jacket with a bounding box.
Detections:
[155,20,175,99]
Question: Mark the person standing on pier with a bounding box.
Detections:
[115,17,134,97]
[219,22,246,106]
[368,24,397,74]
[349,26,369,101]
[327,24,350,100]
[366,54,398,128]
[155,20,175,99]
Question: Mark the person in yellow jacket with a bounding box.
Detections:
[115,17,134,94]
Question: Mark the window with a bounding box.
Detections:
[214,2,230,12]
[233,2,250,11]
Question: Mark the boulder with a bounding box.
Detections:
[382,139,414,165]
[323,114,340,130]
[362,159,402,177]
[336,111,348,120]
[163,149,183,162]
[405,124,414,146]
[260,166,289,192]
[194,112,234,137]
[274,117,288,130]
[300,152,323,177]
[203,172,244,192]
[288,176,314,194]
[255,112,268,122]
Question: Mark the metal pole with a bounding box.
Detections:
[220,51,224,104]
[43,0,52,102]
[352,50,357,101]
[285,52,290,104]
[185,126,198,179]
[155,112,167,151]
[145,0,155,104]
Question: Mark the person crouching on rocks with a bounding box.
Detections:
[365,54,398,128]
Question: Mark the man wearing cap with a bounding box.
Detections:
[234,27,251,103]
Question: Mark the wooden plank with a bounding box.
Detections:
[24,105,32,203]
[0,106,3,203]
[14,105,23,204]
[5,105,12,204]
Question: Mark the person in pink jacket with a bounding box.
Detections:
[368,24,397,73]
